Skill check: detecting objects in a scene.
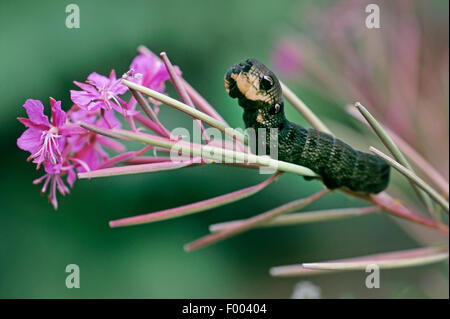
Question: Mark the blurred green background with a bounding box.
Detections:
[0,0,448,298]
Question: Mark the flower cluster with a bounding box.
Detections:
[17,49,173,209]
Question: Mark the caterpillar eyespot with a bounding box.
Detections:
[274,103,281,113]
[261,75,274,90]
[224,58,391,194]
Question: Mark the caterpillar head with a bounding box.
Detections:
[224,58,284,116]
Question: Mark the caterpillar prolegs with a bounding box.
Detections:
[224,58,390,193]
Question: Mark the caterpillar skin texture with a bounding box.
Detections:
[224,58,390,193]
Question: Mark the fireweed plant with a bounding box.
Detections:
[17,46,448,277]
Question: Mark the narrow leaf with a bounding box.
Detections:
[280,81,332,134]
[184,189,329,252]
[370,147,449,213]
[109,173,280,228]
[78,161,192,179]
[348,106,449,197]
[209,206,379,232]
[356,102,434,214]
[270,246,448,277]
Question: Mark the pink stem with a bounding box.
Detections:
[109,173,280,228]
[130,90,172,138]
[160,52,210,144]
[97,145,152,169]
[125,156,175,164]
[184,189,329,251]
[368,192,448,234]
[134,114,171,138]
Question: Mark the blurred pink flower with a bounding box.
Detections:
[272,0,449,178]
[272,38,303,78]
[17,98,83,169]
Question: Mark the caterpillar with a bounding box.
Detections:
[224,58,390,194]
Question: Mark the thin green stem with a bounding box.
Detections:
[356,102,435,215]
[160,52,209,143]
[280,81,332,134]
[370,147,449,213]
[129,89,172,138]
[244,85,445,234]
[113,128,317,178]
[347,105,449,197]
[122,79,248,145]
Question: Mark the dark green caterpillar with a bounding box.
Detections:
[224,58,390,193]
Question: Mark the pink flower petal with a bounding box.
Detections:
[50,98,67,128]
[87,72,110,89]
[130,53,159,77]
[70,90,97,106]
[97,135,126,153]
[67,168,76,187]
[23,99,50,127]
[98,109,121,128]
[87,100,104,112]
[73,81,97,93]
[17,117,49,131]
[74,144,100,172]
[109,69,117,81]
[59,123,87,135]
[17,128,42,154]
[69,108,97,124]
[111,82,128,95]
[44,161,62,174]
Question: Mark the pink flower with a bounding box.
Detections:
[271,38,303,78]
[68,106,126,172]
[33,162,77,210]
[130,52,175,92]
[71,70,129,114]
[17,98,84,169]
[127,52,179,113]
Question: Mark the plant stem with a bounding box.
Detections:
[270,246,448,276]
[112,128,316,178]
[280,84,446,234]
[109,173,280,227]
[347,105,449,197]
[356,102,435,216]
[280,81,332,134]
[181,78,229,126]
[184,189,329,251]
[370,147,449,213]
[122,79,248,145]
[160,52,209,143]
[78,161,192,179]
[209,206,380,232]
